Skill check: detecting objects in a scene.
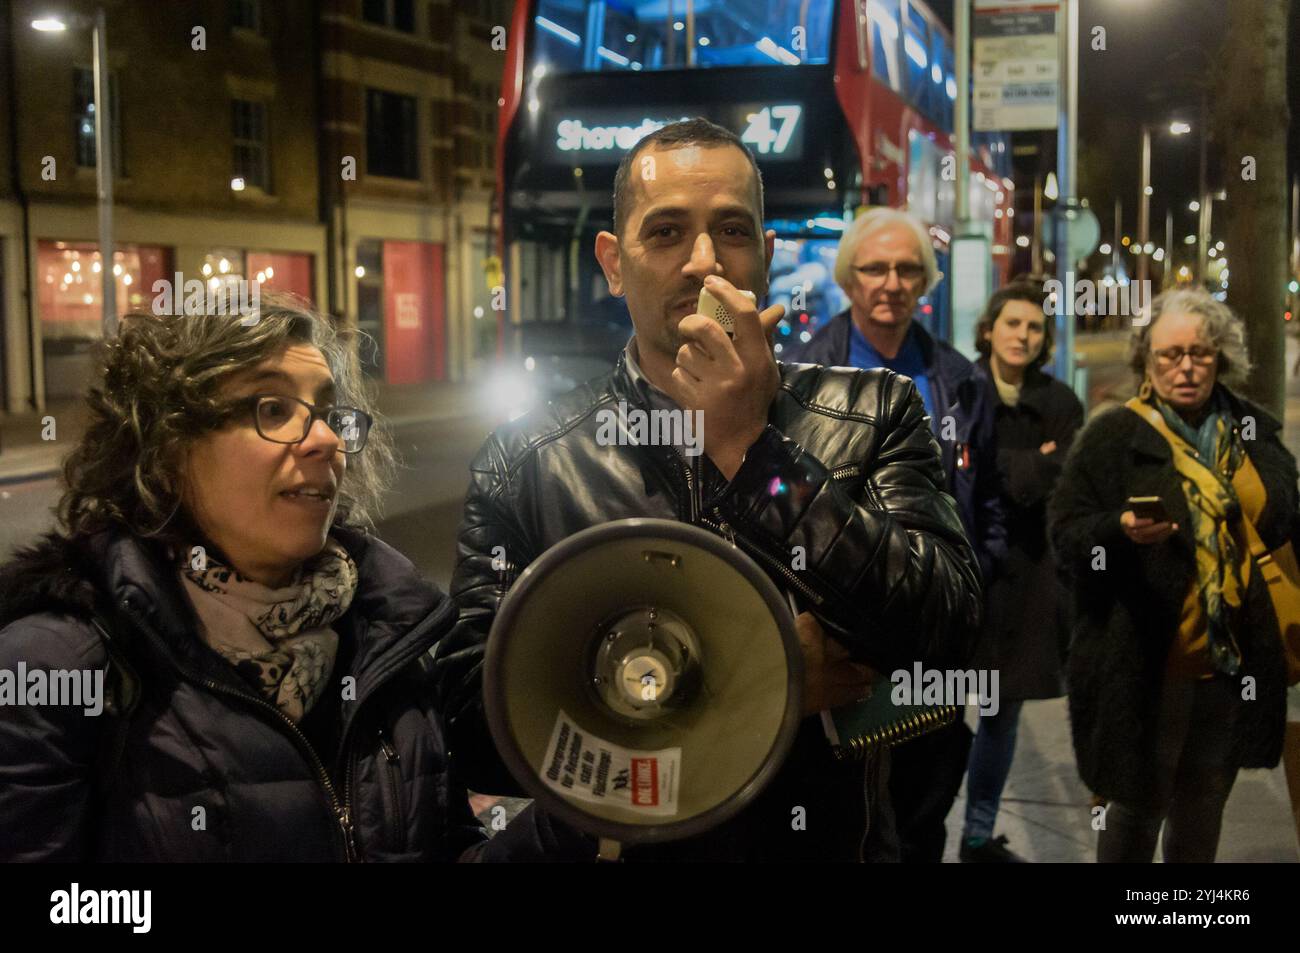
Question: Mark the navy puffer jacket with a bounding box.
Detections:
[0,525,557,862]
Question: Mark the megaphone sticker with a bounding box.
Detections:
[541,710,682,817]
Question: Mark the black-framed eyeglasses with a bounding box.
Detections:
[1152,345,1218,370]
[854,261,927,284]
[225,394,372,453]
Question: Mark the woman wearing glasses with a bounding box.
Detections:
[0,294,577,861]
[1050,288,1296,862]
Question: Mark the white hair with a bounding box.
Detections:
[833,207,942,299]
[1128,287,1252,389]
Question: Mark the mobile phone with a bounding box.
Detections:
[696,287,756,337]
[1127,496,1170,523]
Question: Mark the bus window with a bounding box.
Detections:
[532,0,834,75]
[866,0,903,93]
[533,7,584,73]
[768,237,849,345]
[903,7,931,119]
[907,129,940,226]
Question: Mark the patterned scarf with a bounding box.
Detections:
[1148,388,1246,676]
[179,539,359,721]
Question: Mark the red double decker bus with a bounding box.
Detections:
[491,0,1013,379]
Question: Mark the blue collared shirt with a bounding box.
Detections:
[847,321,936,420]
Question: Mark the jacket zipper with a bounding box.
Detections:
[377,728,405,850]
[701,509,825,607]
[830,463,861,480]
[121,606,358,861]
[192,670,358,861]
[681,453,700,522]
[667,450,824,606]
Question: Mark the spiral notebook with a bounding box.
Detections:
[778,596,958,758]
[820,677,959,760]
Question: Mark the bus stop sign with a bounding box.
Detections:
[1045,201,1101,266]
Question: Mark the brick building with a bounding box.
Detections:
[0,0,507,412]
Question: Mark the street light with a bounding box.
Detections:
[1138,120,1193,287]
[32,8,115,337]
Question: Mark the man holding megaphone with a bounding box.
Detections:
[435,118,982,861]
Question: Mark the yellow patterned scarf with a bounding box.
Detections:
[1128,393,1246,675]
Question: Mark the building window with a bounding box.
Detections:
[73,69,121,171]
[37,240,171,338]
[366,89,419,179]
[363,0,415,32]
[232,100,270,191]
[247,251,314,303]
[230,0,262,32]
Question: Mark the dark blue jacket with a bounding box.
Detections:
[0,527,582,862]
[792,311,1007,578]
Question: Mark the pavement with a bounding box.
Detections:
[937,331,1300,863]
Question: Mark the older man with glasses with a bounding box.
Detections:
[792,207,1007,863]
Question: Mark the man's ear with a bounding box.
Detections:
[595,231,624,297]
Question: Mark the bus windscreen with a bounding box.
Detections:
[532,0,835,75]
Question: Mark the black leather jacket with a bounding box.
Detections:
[434,351,983,859]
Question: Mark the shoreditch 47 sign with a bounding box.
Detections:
[549,104,805,163]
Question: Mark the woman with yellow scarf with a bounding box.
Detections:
[1050,289,1297,862]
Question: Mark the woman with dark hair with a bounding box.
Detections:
[0,293,575,862]
[1050,288,1296,862]
[960,281,1083,862]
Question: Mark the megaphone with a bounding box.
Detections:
[484,518,803,857]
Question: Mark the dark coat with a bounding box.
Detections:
[1047,388,1294,806]
[793,311,1008,580]
[0,526,575,862]
[435,351,983,861]
[973,359,1084,700]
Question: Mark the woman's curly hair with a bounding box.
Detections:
[58,292,395,544]
[1127,287,1252,389]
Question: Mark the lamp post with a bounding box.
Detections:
[1156,46,1214,284]
[32,9,115,338]
[1164,208,1174,288]
[1196,91,1210,283]
[1137,119,1191,288]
